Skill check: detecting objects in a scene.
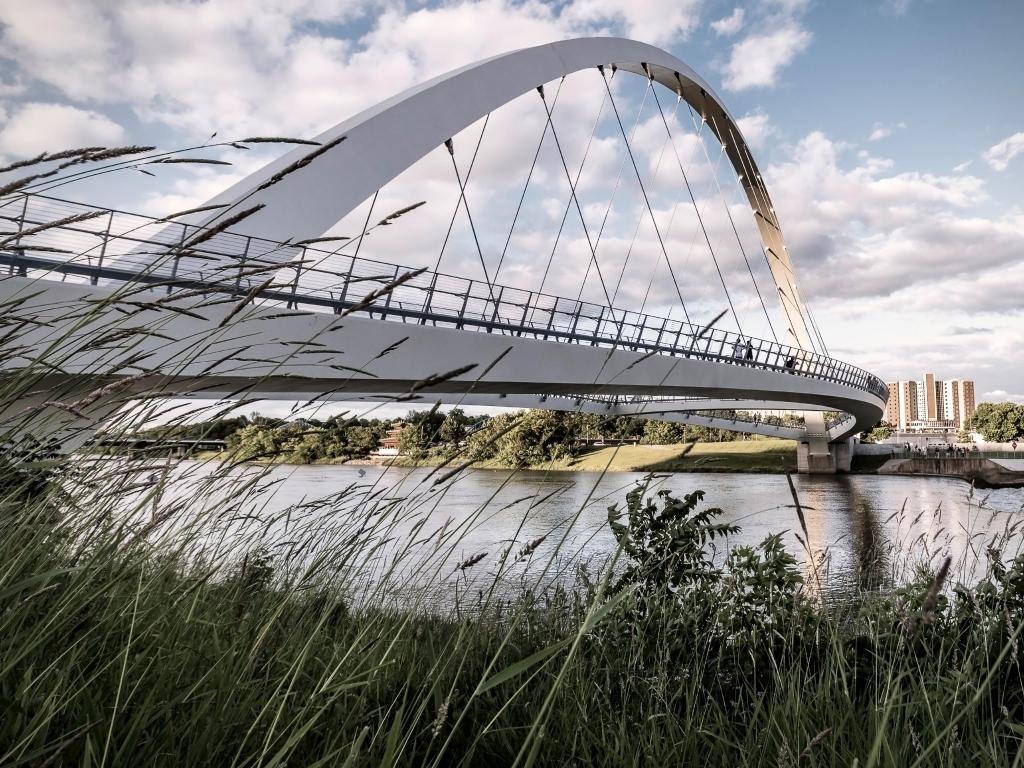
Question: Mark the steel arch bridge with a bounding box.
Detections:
[0,37,884,471]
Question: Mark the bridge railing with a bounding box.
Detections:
[0,192,888,403]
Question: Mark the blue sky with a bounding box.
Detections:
[0,0,1022,413]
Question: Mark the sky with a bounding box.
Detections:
[0,0,1022,419]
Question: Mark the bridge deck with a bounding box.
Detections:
[0,192,887,404]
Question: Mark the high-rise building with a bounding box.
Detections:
[882,374,977,432]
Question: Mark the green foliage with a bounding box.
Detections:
[861,420,893,443]
[968,401,1024,442]
[641,419,686,444]
[492,410,579,467]
[5,463,1024,766]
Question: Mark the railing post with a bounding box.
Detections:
[543,299,557,340]
[455,281,471,329]
[380,264,400,320]
[633,314,649,351]
[568,301,583,340]
[91,210,114,286]
[287,247,306,310]
[420,272,438,324]
[335,255,354,314]
[590,306,605,346]
[517,292,532,337]
[167,222,189,295]
[488,285,505,332]
[234,237,251,293]
[654,317,667,350]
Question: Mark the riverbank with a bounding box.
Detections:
[6,462,1024,765]
[336,439,801,473]
[879,457,1024,488]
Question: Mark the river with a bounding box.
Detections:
[126,461,1024,608]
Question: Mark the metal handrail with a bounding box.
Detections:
[0,191,889,402]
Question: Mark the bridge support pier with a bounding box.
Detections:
[797,438,852,474]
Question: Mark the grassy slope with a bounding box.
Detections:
[368,439,799,474]
[548,439,798,473]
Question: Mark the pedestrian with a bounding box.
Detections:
[784,356,796,372]
[732,338,745,362]
[745,343,754,362]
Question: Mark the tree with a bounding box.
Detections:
[438,408,469,447]
[642,420,686,445]
[398,408,446,457]
[493,410,578,467]
[967,402,1024,443]
[861,421,892,444]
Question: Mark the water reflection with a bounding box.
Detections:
[131,460,1024,606]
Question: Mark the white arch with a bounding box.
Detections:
[192,37,815,350]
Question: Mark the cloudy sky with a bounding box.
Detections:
[1,0,1022,413]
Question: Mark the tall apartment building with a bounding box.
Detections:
[883,374,976,432]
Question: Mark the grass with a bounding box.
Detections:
[3,143,1022,765]
[557,438,798,473]
[3,458,1024,766]
[325,439,799,474]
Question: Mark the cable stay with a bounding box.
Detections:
[444,125,500,310]
[492,76,565,287]
[697,110,779,344]
[536,82,621,336]
[534,79,609,301]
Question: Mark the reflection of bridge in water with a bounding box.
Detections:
[0,38,884,471]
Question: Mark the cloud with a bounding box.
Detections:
[736,111,775,149]
[983,131,1024,171]
[721,23,812,91]
[867,121,905,142]
[885,0,913,15]
[981,390,1024,404]
[562,0,704,46]
[765,131,1024,305]
[948,326,992,335]
[710,7,744,36]
[953,160,972,173]
[0,102,125,158]
[0,0,706,140]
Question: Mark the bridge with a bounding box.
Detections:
[0,37,885,472]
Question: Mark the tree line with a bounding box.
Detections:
[135,408,804,466]
[966,402,1024,443]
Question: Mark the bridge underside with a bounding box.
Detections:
[1,276,879,472]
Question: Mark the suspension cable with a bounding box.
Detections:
[723,124,820,353]
[648,74,748,338]
[610,93,680,307]
[536,83,618,319]
[493,77,565,286]
[444,118,498,306]
[432,114,491,275]
[535,81,609,299]
[636,103,712,318]
[577,69,649,305]
[700,110,778,343]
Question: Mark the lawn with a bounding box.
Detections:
[550,438,798,473]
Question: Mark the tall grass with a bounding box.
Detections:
[2,146,1024,765]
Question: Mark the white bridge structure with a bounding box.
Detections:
[0,38,885,472]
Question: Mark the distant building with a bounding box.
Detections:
[883,374,976,432]
[376,422,406,456]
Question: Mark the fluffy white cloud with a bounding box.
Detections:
[0,102,125,158]
[982,390,1024,404]
[710,7,744,36]
[736,111,775,149]
[983,131,1024,171]
[562,0,703,46]
[0,0,705,141]
[721,23,812,91]
[867,121,905,142]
